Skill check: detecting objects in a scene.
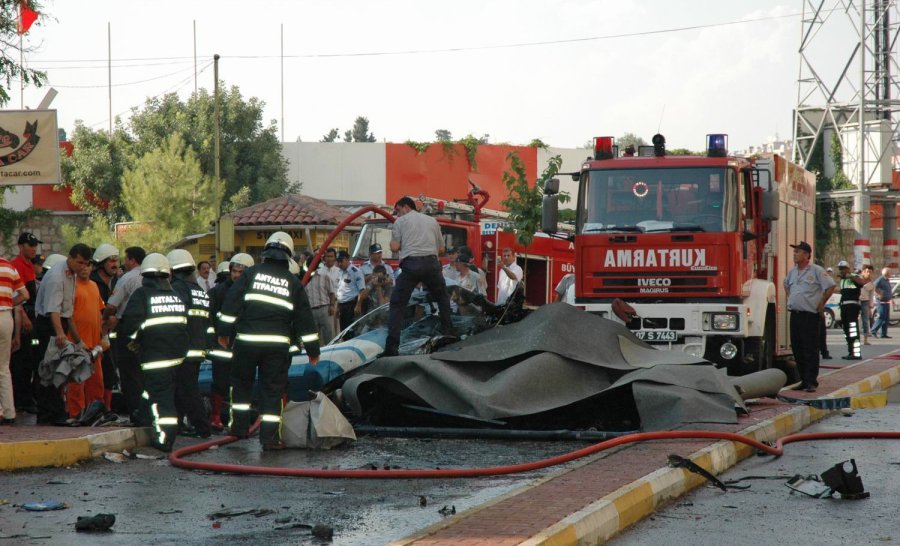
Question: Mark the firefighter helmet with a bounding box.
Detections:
[230,253,255,269]
[265,231,294,255]
[92,243,119,263]
[216,261,230,275]
[165,249,196,271]
[288,258,301,276]
[43,254,66,271]
[141,253,171,277]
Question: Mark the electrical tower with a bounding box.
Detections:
[793,0,900,269]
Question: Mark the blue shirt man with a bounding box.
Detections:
[335,250,367,331]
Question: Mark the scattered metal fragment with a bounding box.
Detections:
[667,454,727,492]
[438,505,456,516]
[275,522,312,531]
[157,510,183,515]
[418,495,427,507]
[75,513,115,532]
[311,524,334,541]
[207,508,273,519]
[785,475,831,498]
[821,459,869,500]
[22,501,68,511]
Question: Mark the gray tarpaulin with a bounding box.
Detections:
[343,304,746,431]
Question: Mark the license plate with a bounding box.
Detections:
[635,330,677,341]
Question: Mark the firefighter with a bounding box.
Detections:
[120,253,189,452]
[217,232,321,450]
[206,253,254,431]
[836,260,865,360]
[166,249,212,438]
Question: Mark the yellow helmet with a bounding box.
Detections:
[141,253,171,277]
[265,231,294,255]
[165,249,196,271]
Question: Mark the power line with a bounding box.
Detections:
[50,63,198,89]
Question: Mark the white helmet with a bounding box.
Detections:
[265,231,294,255]
[165,249,196,271]
[43,254,66,270]
[230,253,254,269]
[141,253,171,277]
[216,261,230,275]
[288,258,300,276]
[92,243,119,263]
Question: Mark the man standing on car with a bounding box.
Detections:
[784,241,835,392]
[871,267,893,339]
[383,196,453,357]
[836,261,865,360]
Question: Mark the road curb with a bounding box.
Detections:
[521,362,900,545]
[0,427,152,472]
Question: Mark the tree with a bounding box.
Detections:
[126,84,289,205]
[500,152,570,248]
[618,132,647,150]
[0,0,47,106]
[345,116,376,142]
[320,128,340,142]
[120,134,224,249]
[434,129,452,142]
[60,121,134,222]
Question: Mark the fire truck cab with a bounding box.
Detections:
[543,134,816,375]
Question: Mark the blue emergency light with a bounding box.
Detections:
[707,134,728,157]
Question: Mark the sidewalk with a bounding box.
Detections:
[394,352,900,545]
[0,423,150,471]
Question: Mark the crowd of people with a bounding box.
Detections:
[0,231,323,453]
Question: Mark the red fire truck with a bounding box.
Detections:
[542,134,816,375]
[348,185,575,306]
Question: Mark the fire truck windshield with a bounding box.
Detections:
[352,222,396,260]
[577,167,737,234]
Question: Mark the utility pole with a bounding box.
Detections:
[213,54,221,182]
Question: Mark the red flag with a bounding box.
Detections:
[17,0,39,35]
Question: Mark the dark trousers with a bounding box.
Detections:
[338,300,357,332]
[818,314,830,357]
[210,353,232,397]
[34,315,68,424]
[840,303,861,357]
[100,350,117,391]
[229,342,290,444]
[175,357,210,435]
[872,302,891,337]
[790,311,821,387]
[114,333,144,420]
[385,256,453,354]
[140,363,179,448]
[10,313,37,408]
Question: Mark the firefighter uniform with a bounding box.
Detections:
[121,254,189,452]
[206,254,254,431]
[837,262,863,360]
[168,249,212,438]
[217,233,321,448]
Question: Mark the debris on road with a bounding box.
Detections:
[207,507,274,519]
[102,452,126,464]
[786,459,870,499]
[75,513,115,532]
[668,454,727,492]
[22,501,68,511]
[311,524,334,541]
[438,505,456,516]
[418,495,427,507]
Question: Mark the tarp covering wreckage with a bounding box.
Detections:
[343,303,746,431]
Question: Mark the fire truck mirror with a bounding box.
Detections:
[542,194,559,234]
[761,191,780,221]
[544,178,560,195]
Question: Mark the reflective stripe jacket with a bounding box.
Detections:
[172,273,211,358]
[217,261,321,357]
[121,277,190,365]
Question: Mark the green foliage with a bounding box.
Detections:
[0,0,47,106]
[527,139,548,149]
[405,140,430,155]
[668,148,699,156]
[456,134,482,172]
[342,116,376,142]
[434,129,452,142]
[500,153,570,247]
[126,85,288,205]
[120,134,224,249]
[60,121,133,222]
[812,132,853,260]
[558,208,576,223]
[60,215,114,250]
[320,128,340,142]
[618,133,647,150]
[223,185,251,213]
[0,188,47,245]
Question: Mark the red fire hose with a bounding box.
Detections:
[169,428,900,479]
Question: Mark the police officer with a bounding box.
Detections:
[217,233,321,450]
[206,253,254,431]
[166,249,212,438]
[836,260,865,361]
[335,250,367,331]
[120,253,189,452]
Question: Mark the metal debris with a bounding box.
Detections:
[438,505,456,516]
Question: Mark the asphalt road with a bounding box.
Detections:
[0,434,590,545]
[612,385,900,545]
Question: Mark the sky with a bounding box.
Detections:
[15,0,859,152]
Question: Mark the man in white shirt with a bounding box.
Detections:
[496,248,523,304]
[320,248,343,334]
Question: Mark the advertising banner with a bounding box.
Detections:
[0,109,61,185]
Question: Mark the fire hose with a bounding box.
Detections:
[169,426,900,479]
